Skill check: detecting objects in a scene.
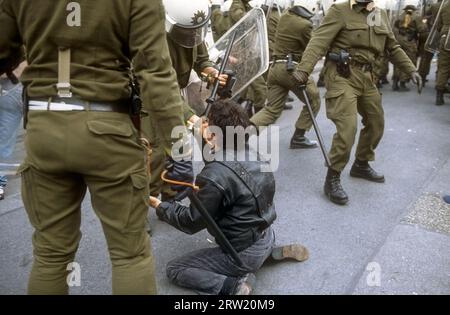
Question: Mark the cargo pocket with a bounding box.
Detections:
[124,169,150,232]
[324,89,346,119]
[86,120,133,137]
[17,163,41,229]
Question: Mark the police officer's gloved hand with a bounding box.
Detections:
[293,70,309,86]
[410,71,422,93]
[410,71,422,86]
[165,157,194,201]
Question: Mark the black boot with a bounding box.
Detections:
[398,81,410,92]
[392,78,399,91]
[436,90,445,106]
[350,160,385,183]
[324,168,349,205]
[289,128,318,149]
[380,76,389,85]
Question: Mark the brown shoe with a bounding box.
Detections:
[271,244,309,262]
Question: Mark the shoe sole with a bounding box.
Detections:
[350,171,385,183]
[272,244,309,262]
[325,191,348,205]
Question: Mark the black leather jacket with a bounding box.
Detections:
[157,153,277,252]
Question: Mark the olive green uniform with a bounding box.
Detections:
[145,37,214,199]
[0,0,187,294]
[211,6,232,42]
[418,1,441,80]
[436,0,450,92]
[250,10,321,131]
[230,0,267,110]
[393,11,426,82]
[297,1,416,172]
[267,10,281,60]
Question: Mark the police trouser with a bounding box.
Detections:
[324,63,384,172]
[250,62,321,131]
[393,39,418,82]
[418,50,434,79]
[20,110,156,294]
[436,43,450,91]
[240,75,268,110]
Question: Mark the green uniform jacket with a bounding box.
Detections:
[230,0,252,25]
[167,36,214,120]
[437,0,450,35]
[273,11,312,58]
[0,0,185,152]
[393,12,426,43]
[167,37,214,90]
[211,7,232,42]
[267,11,280,58]
[297,1,416,76]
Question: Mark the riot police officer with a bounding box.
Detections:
[250,0,322,149]
[145,0,228,202]
[0,0,187,294]
[294,0,421,205]
[392,4,426,91]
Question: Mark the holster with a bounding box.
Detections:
[286,54,295,72]
[336,62,351,78]
[329,51,351,78]
[129,92,142,132]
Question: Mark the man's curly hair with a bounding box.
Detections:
[207,98,253,148]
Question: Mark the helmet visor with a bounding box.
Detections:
[168,23,208,48]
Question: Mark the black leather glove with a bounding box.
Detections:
[293,70,309,86]
[165,157,194,201]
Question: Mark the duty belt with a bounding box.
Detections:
[272,59,298,65]
[349,60,373,72]
[272,55,301,62]
[28,97,128,113]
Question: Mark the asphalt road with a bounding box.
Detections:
[1,62,449,295]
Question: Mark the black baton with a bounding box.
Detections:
[299,85,332,168]
[187,190,245,267]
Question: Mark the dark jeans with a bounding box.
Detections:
[166,227,275,295]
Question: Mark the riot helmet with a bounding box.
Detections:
[163,0,211,48]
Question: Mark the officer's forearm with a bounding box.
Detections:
[389,46,417,75]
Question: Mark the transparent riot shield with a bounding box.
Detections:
[208,8,269,98]
[425,0,449,52]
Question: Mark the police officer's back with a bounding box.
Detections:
[0,0,186,294]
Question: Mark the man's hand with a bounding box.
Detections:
[149,196,162,209]
[410,71,422,94]
[202,66,228,86]
[293,70,309,86]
